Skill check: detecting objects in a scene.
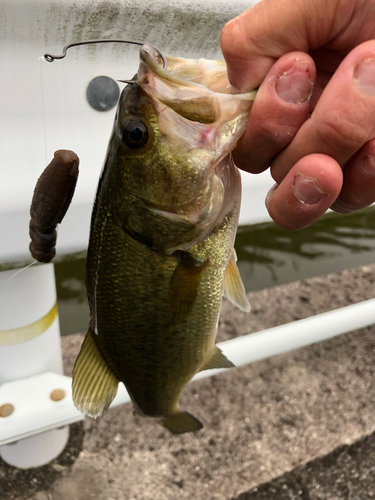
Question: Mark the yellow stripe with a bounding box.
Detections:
[0,303,58,346]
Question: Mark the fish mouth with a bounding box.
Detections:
[114,46,255,254]
[136,45,256,126]
[138,44,252,95]
[133,45,257,177]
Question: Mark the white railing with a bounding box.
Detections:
[2,297,375,448]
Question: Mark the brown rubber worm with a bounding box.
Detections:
[29,150,79,263]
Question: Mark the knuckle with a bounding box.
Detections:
[220,19,245,59]
[257,116,299,147]
[313,112,370,154]
[219,22,234,57]
[221,17,263,61]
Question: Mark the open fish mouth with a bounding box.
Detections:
[137,44,256,126]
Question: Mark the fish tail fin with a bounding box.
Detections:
[158,407,203,434]
[72,329,119,418]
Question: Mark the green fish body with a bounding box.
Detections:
[73,46,255,434]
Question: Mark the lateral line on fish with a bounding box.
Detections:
[93,206,111,335]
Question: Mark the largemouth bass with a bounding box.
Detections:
[73,45,256,434]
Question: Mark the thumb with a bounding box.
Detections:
[220,0,344,92]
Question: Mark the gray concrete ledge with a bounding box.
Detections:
[1,263,375,500]
[234,430,375,499]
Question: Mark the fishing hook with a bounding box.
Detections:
[44,39,167,71]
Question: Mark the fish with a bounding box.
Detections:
[72,44,256,434]
[29,150,79,263]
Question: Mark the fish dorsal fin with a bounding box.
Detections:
[167,253,209,323]
[199,345,235,371]
[158,407,203,434]
[72,329,119,418]
[224,249,251,312]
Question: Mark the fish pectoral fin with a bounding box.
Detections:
[167,253,209,323]
[72,329,119,418]
[158,407,203,434]
[199,345,235,371]
[224,249,251,313]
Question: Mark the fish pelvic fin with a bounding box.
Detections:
[158,408,203,434]
[72,329,119,418]
[224,249,251,313]
[199,345,235,371]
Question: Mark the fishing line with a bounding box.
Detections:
[6,59,48,285]
[39,56,48,165]
[6,261,37,283]
[5,61,47,286]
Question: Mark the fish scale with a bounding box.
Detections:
[82,197,237,422]
[72,45,255,433]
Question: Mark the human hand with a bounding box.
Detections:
[221,0,375,229]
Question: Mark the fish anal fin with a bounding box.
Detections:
[224,249,251,313]
[72,329,119,418]
[199,345,235,371]
[167,253,209,323]
[158,408,203,434]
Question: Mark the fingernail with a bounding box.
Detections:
[276,61,313,104]
[362,155,375,175]
[293,174,328,205]
[330,197,352,215]
[265,183,279,207]
[354,58,375,95]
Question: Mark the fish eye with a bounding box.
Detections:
[122,119,149,149]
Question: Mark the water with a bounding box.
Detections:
[55,256,90,337]
[55,206,375,336]
[236,207,375,291]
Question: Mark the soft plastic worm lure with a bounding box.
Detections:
[29,150,79,263]
[30,39,164,263]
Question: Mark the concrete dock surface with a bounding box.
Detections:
[1,263,375,500]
